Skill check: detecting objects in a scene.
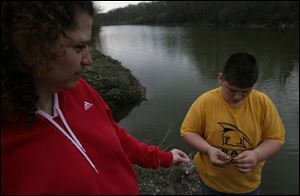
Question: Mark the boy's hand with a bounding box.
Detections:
[207,146,231,167]
[171,149,190,165]
[234,150,259,173]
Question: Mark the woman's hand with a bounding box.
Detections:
[170,149,190,165]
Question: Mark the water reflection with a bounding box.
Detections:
[182,26,299,85]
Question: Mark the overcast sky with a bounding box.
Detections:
[93,1,150,13]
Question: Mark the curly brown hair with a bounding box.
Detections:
[1,1,94,127]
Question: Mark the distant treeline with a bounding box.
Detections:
[97,1,299,28]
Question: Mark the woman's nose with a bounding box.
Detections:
[81,47,93,66]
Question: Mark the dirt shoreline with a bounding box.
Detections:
[135,165,203,195]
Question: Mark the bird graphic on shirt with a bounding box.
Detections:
[217,122,253,158]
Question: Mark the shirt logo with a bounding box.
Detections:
[84,101,93,110]
[217,122,253,160]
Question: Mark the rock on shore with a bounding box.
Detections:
[82,49,146,119]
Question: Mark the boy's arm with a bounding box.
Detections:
[253,139,283,161]
[235,139,283,173]
[183,132,231,166]
[183,132,211,154]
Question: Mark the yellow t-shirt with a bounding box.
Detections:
[180,87,285,194]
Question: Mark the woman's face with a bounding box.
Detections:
[35,11,93,92]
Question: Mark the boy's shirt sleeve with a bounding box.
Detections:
[261,94,286,144]
[180,97,203,136]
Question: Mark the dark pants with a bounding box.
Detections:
[197,178,260,195]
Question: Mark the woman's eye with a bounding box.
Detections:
[74,45,86,52]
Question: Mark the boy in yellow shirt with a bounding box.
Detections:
[181,53,285,194]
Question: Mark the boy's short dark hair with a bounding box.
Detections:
[223,53,259,88]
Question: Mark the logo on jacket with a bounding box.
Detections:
[84,101,93,110]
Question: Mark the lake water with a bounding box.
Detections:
[97,25,299,194]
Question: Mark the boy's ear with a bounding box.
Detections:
[218,73,224,83]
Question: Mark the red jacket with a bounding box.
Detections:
[1,79,173,195]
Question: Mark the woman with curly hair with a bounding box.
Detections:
[1,1,190,194]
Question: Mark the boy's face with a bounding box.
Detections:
[219,73,253,107]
